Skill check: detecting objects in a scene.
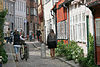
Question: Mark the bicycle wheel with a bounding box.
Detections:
[20,47,24,60]
[24,45,28,61]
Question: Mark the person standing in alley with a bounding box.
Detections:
[6,28,11,44]
[36,29,41,41]
[10,31,13,44]
[13,30,21,62]
[29,31,32,41]
[47,29,57,59]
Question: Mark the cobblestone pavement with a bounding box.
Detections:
[3,41,72,67]
[15,42,72,67]
[3,43,16,67]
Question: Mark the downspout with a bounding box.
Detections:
[51,9,57,43]
[86,15,89,53]
[63,4,69,44]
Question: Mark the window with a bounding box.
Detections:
[79,23,82,40]
[82,23,85,40]
[34,8,37,16]
[27,7,29,15]
[82,13,85,21]
[76,15,77,23]
[52,0,59,5]
[70,11,86,42]
[30,8,34,15]
[50,24,52,29]
[45,0,50,4]
[96,19,100,46]
[24,3,26,12]
[70,25,72,40]
[18,1,19,11]
[34,0,38,3]
[79,14,81,22]
[19,2,21,11]
[75,24,77,41]
[57,21,67,39]
[73,16,74,24]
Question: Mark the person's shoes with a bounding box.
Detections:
[51,57,55,60]
[15,59,18,62]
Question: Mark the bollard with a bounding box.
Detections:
[41,43,46,58]
[0,56,2,67]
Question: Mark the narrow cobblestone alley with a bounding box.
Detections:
[3,41,72,67]
[16,42,72,67]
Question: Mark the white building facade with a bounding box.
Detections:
[43,0,59,42]
[15,0,27,36]
[3,0,15,37]
[69,1,93,56]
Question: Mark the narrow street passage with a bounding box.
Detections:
[3,41,72,67]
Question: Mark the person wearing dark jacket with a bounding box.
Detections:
[36,29,41,41]
[47,29,57,59]
[13,30,21,61]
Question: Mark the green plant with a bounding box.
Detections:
[65,41,84,61]
[55,40,67,57]
[0,10,8,64]
[55,40,84,62]
[79,33,97,67]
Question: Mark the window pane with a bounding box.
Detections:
[96,19,100,46]
[57,21,67,39]
[45,0,50,4]
[30,8,34,15]
[79,14,81,22]
[34,8,37,16]
[79,23,81,40]
[83,23,85,40]
[82,13,85,21]
[27,7,29,15]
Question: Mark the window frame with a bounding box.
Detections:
[95,18,100,46]
[30,7,34,15]
[26,7,29,15]
[70,12,86,42]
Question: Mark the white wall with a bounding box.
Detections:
[70,4,93,42]
[43,0,56,42]
[69,4,93,56]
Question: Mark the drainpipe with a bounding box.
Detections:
[51,10,57,43]
[86,15,89,52]
[63,4,69,44]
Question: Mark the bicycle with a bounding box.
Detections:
[20,40,28,61]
